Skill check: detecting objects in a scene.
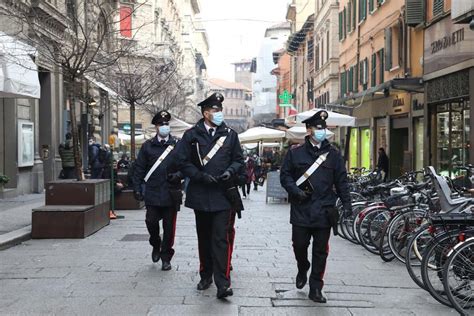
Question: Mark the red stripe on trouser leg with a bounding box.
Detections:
[225,210,233,281]
[319,243,330,282]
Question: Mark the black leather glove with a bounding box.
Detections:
[133,190,144,201]
[201,173,218,184]
[294,189,310,202]
[218,171,232,181]
[167,172,181,184]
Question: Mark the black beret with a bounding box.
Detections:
[151,110,171,125]
[197,92,224,109]
[302,110,328,128]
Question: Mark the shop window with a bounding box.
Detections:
[349,128,359,169]
[120,6,133,38]
[361,128,371,170]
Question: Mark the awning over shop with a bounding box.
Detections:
[85,75,119,98]
[285,126,335,142]
[287,109,356,127]
[238,127,286,144]
[0,32,40,99]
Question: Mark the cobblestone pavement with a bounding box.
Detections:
[0,188,456,315]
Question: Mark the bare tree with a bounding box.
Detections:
[0,0,144,180]
[95,47,178,160]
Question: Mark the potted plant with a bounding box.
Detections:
[0,174,9,190]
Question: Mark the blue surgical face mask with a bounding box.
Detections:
[211,111,224,126]
[313,129,326,142]
[158,125,170,137]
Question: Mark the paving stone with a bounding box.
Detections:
[148,303,238,315]
[239,306,352,316]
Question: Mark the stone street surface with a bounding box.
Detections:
[0,188,456,315]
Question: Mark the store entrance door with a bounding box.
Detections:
[390,118,409,179]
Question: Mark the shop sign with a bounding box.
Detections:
[424,16,474,75]
[390,94,409,115]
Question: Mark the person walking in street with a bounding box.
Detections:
[280,110,352,304]
[88,138,104,179]
[133,110,183,271]
[58,132,75,179]
[176,92,244,299]
[241,154,255,199]
[253,153,262,191]
[377,147,389,182]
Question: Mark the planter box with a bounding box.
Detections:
[115,189,145,210]
[32,205,103,238]
[32,179,111,239]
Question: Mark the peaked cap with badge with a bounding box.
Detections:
[302,110,328,129]
[197,92,224,110]
[152,110,171,125]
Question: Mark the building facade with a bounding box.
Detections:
[423,0,474,176]
[252,22,291,124]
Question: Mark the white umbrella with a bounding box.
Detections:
[238,127,286,144]
[287,109,356,127]
[243,142,281,150]
[286,126,335,142]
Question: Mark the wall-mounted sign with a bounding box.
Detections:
[18,121,34,167]
[278,90,293,107]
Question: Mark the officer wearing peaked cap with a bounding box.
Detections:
[280,110,351,303]
[133,110,183,271]
[175,92,244,299]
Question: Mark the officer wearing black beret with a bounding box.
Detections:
[133,110,183,271]
[280,110,351,303]
[175,92,244,299]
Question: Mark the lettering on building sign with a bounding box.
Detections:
[392,97,405,107]
[430,28,465,54]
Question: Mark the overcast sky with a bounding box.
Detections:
[199,0,290,81]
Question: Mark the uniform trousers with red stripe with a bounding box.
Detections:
[195,209,233,289]
[145,206,177,262]
[292,225,331,291]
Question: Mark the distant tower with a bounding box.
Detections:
[232,59,252,89]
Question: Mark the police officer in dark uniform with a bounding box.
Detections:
[176,92,244,299]
[280,110,351,303]
[133,110,183,271]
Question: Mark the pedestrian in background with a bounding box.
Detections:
[133,110,183,271]
[58,132,75,179]
[176,92,244,299]
[253,153,262,191]
[377,147,389,182]
[118,154,130,170]
[241,153,255,199]
[280,110,352,304]
[88,138,104,179]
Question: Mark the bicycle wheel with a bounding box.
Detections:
[358,207,389,254]
[342,203,366,244]
[443,238,474,315]
[387,209,427,264]
[379,217,396,262]
[405,224,433,290]
[420,231,462,307]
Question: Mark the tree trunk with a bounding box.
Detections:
[130,101,136,161]
[69,94,85,180]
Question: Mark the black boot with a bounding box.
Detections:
[217,287,233,299]
[295,268,308,289]
[162,261,172,271]
[151,248,160,263]
[197,278,213,290]
[308,289,327,303]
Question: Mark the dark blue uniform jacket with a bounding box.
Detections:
[133,135,181,207]
[176,120,244,212]
[280,138,351,228]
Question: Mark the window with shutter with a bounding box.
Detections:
[120,6,132,38]
[384,28,392,70]
[353,0,357,29]
[378,49,385,83]
[343,7,347,38]
[348,3,352,32]
[406,0,424,26]
[326,31,330,60]
[339,12,343,40]
[359,0,366,22]
[363,58,368,90]
[371,53,376,87]
[369,0,374,13]
[349,66,354,92]
[433,0,443,17]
